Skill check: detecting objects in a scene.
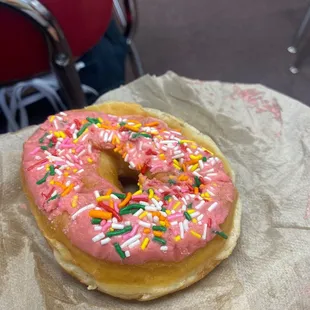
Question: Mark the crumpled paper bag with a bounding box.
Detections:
[1,71,310,310]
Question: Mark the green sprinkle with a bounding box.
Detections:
[47,194,59,202]
[214,231,228,239]
[77,122,91,137]
[168,179,176,185]
[36,172,49,185]
[112,192,126,199]
[161,207,167,212]
[40,146,48,151]
[119,121,126,126]
[184,212,192,221]
[114,243,126,259]
[106,226,132,237]
[48,141,54,148]
[39,133,48,144]
[153,236,166,245]
[131,133,152,139]
[152,226,167,232]
[164,195,171,201]
[194,176,201,187]
[187,203,193,209]
[49,165,55,176]
[202,156,207,162]
[86,117,100,124]
[91,218,102,225]
[120,204,145,215]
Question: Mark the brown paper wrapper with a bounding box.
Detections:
[1,72,310,309]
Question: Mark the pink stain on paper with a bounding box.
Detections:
[231,86,283,136]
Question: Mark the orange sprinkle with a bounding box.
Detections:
[124,125,139,132]
[153,231,163,237]
[109,199,114,209]
[106,189,112,196]
[182,164,186,172]
[54,181,66,190]
[143,228,151,234]
[64,172,69,177]
[144,121,159,127]
[61,183,74,197]
[89,210,112,220]
[194,187,199,194]
[71,195,78,208]
[127,119,140,124]
[159,154,166,160]
[119,192,132,208]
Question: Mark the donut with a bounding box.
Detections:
[22,102,241,300]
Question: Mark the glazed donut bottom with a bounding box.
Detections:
[22,102,241,300]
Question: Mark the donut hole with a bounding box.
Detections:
[118,175,139,193]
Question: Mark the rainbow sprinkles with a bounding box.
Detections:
[23,110,235,264]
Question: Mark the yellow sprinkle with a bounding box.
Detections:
[174,235,181,242]
[179,139,193,144]
[115,136,120,144]
[193,218,198,224]
[133,189,142,196]
[50,180,55,185]
[87,158,93,163]
[166,210,171,215]
[192,145,197,149]
[46,168,49,171]
[187,209,195,214]
[159,154,166,160]
[173,164,181,170]
[71,149,76,154]
[139,211,148,219]
[73,139,78,144]
[153,195,160,201]
[203,147,214,155]
[59,131,66,138]
[98,117,103,123]
[96,195,111,202]
[190,164,199,172]
[49,115,55,122]
[190,230,202,239]
[73,168,78,173]
[54,131,60,138]
[173,159,180,166]
[148,189,154,199]
[141,237,150,250]
[190,154,202,161]
[173,201,181,210]
[71,195,78,208]
[159,221,166,226]
[202,192,210,198]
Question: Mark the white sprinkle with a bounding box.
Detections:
[36,166,44,171]
[172,153,184,159]
[94,190,100,198]
[138,201,149,206]
[77,169,84,174]
[160,246,168,252]
[110,194,119,200]
[183,219,189,231]
[124,154,129,162]
[74,185,80,191]
[56,116,63,121]
[35,156,41,160]
[108,131,114,142]
[190,211,200,218]
[171,221,178,226]
[208,202,218,212]
[81,133,88,142]
[171,210,176,214]
[138,220,151,228]
[133,209,143,217]
[46,134,53,139]
[99,131,104,138]
[94,225,102,231]
[70,123,76,130]
[125,250,131,257]
[186,148,193,154]
[145,206,157,212]
[53,120,58,130]
[195,201,205,210]
[51,190,58,197]
[55,169,62,176]
[71,203,96,220]
[95,207,101,211]
[207,173,217,177]
[160,140,177,144]
[174,149,182,155]
[207,190,215,196]
[161,146,168,151]
[199,160,204,170]
[100,238,111,245]
[151,198,160,210]
[60,112,67,116]
[181,197,187,205]
[197,214,204,221]
[112,223,124,229]
[181,204,187,211]
[129,240,141,249]
[124,221,131,226]
[121,234,141,249]
[147,213,153,221]
[172,195,178,200]
[204,176,212,181]
[179,222,184,239]
[129,161,135,168]
[112,218,118,223]
[87,144,92,154]
[202,224,207,240]
[159,211,167,217]
[153,216,159,223]
[193,171,202,177]
[103,132,109,143]
[72,133,77,140]
[92,232,105,242]
[65,180,71,187]
[198,221,202,225]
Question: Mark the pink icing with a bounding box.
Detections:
[22,110,235,264]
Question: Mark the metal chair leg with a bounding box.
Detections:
[0,0,86,109]
[288,4,310,56]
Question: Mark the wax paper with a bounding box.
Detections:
[1,71,310,310]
